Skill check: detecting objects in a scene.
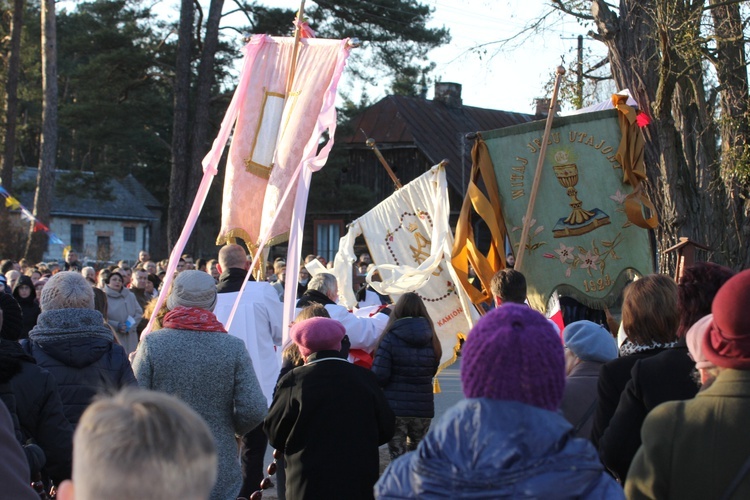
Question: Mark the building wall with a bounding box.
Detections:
[44,217,149,265]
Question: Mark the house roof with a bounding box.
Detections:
[119,174,162,209]
[13,167,159,221]
[339,94,535,194]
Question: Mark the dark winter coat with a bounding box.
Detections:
[375,398,624,499]
[626,369,750,499]
[598,342,698,482]
[0,339,72,484]
[590,347,668,447]
[0,401,38,500]
[21,308,137,426]
[13,276,40,339]
[560,359,605,439]
[264,350,395,500]
[371,317,439,418]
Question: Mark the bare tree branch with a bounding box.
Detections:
[551,0,594,21]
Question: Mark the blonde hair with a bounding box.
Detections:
[72,389,217,500]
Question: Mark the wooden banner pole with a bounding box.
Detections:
[285,0,306,95]
[515,66,566,272]
[366,137,403,189]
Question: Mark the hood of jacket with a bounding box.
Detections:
[388,317,433,348]
[12,275,37,305]
[376,398,617,498]
[28,308,115,368]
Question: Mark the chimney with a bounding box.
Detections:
[434,82,462,107]
[534,97,562,119]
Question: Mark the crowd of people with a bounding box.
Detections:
[1,246,749,499]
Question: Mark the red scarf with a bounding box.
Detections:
[162,306,227,333]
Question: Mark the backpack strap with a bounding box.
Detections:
[573,398,598,435]
[720,455,750,500]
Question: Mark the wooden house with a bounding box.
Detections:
[299,82,535,262]
[11,168,162,264]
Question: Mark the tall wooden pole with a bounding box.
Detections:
[515,66,566,272]
[286,0,306,95]
[366,138,402,189]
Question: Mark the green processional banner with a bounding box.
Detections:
[482,109,654,311]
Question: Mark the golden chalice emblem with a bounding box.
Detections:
[551,151,610,238]
[553,162,595,225]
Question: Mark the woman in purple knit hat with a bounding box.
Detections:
[375,303,622,499]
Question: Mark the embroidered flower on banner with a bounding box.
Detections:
[579,250,600,272]
[555,243,575,263]
[609,189,628,205]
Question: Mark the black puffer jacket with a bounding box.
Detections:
[371,317,439,418]
[21,308,137,426]
[0,339,72,484]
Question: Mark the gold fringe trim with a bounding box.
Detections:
[216,227,291,256]
[265,231,289,248]
[432,331,467,394]
[216,228,256,248]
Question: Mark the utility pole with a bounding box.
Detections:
[561,35,585,109]
[576,35,583,109]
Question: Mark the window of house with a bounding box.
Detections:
[71,224,84,252]
[123,226,136,242]
[314,220,344,264]
[97,236,111,261]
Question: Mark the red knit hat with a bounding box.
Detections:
[703,269,750,369]
[290,317,346,359]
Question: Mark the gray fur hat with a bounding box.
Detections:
[166,270,217,312]
[40,271,95,311]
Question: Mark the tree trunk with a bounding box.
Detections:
[167,0,195,251]
[1,0,24,192]
[708,0,750,269]
[25,0,57,262]
[591,0,747,271]
[186,0,224,249]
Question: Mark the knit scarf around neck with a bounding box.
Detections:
[162,306,227,333]
[29,308,114,343]
[619,339,678,357]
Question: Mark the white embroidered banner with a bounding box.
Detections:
[333,165,478,368]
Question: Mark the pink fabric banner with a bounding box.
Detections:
[143,35,350,338]
[214,36,351,252]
